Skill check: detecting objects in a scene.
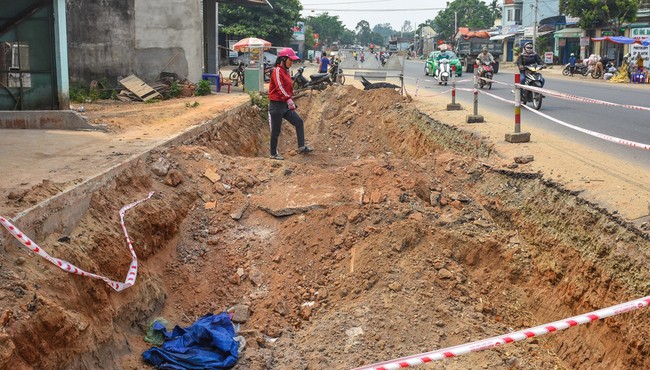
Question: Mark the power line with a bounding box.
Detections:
[303,7,446,12]
[302,0,396,4]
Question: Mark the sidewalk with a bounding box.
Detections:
[0,93,249,218]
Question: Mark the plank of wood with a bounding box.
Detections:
[119,75,162,101]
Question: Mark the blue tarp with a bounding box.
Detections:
[591,36,642,45]
[142,313,239,369]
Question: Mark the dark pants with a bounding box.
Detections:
[268,100,305,156]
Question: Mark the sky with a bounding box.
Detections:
[299,0,450,32]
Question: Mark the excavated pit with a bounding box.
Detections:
[1,86,650,370]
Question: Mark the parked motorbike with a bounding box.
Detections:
[292,66,333,90]
[434,58,451,85]
[562,63,589,76]
[477,61,494,90]
[263,60,272,82]
[229,61,245,86]
[521,64,545,110]
[329,60,345,85]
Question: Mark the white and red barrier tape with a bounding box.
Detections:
[515,83,650,112]
[520,104,650,150]
[353,295,650,370]
[0,192,154,292]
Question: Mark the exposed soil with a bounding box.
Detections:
[2,86,650,370]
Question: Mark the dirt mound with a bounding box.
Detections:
[2,85,650,370]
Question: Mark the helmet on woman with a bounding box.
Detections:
[570,53,575,56]
[523,42,534,51]
[278,48,299,60]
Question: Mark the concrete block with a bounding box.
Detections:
[505,132,531,143]
[466,115,484,123]
[446,103,462,111]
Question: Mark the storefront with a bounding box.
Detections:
[554,28,584,64]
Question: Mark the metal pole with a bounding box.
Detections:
[473,74,479,116]
[451,66,456,105]
[532,0,538,51]
[514,73,521,133]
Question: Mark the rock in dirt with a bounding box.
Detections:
[164,170,183,187]
[203,168,221,184]
[230,304,251,323]
[151,157,171,176]
[514,155,534,164]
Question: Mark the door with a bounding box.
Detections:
[0,0,58,110]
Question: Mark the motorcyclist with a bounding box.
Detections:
[435,45,453,78]
[476,47,494,78]
[516,42,545,87]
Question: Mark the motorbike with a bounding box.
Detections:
[520,64,545,110]
[292,66,333,90]
[329,60,345,85]
[562,63,589,77]
[229,61,245,86]
[434,58,451,85]
[263,60,273,82]
[477,61,494,90]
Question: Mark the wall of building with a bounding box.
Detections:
[134,0,202,83]
[67,0,202,86]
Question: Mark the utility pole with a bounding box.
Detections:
[532,0,538,50]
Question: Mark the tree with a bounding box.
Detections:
[372,23,396,41]
[560,0,639,33]
[306,13,349,48]
[356,20,372,45]
[401,20,413,34]
[488,0,502,20]
[219,0,302,46]
[432,0,494,41]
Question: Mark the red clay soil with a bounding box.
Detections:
[1,87,650,370]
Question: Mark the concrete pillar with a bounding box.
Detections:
[54,0,70,109]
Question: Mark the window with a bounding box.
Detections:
[515,9,522,24]
[507,9,513,21]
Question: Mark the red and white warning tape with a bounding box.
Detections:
[353,295,650,370]
[515,83,650,112]
[0,192,154,292]
[520,104,650,150]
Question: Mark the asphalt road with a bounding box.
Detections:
[404,60,650,170]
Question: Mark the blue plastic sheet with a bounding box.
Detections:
[142,312,239,369]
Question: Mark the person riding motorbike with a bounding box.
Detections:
[516,42,545,87]
[476,47,494,78]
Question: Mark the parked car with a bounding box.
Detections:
[424,51,463,77]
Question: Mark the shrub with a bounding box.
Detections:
[195,80,211,96]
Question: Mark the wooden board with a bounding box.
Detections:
[118,75,162,101]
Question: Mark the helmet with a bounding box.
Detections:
[524,42,533,50]
[570,53,575,56]
[482,47,488,52]
[278,48,299,60]
[439,44,447,51]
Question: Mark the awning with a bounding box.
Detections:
[554,28,583,38]
[591,36,642,45]
[490,33,516,41]
[524,30,553,38]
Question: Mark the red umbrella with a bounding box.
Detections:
[232,37,272,52]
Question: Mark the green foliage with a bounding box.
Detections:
[168,81,182,98]
[560,0,639,32]
[220,0,302,47]
[69,85,88,103]
[432,0,495,41]
[307,13,350,48]
[185,101,200,108]
[356,20,372,46]
[195,80,212,96]
[248,91,269,118]
[372,23,396,42]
